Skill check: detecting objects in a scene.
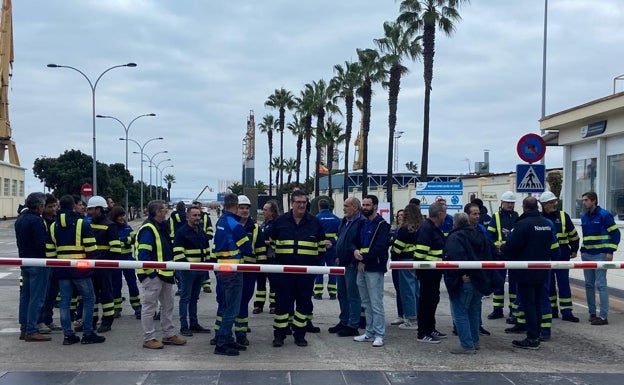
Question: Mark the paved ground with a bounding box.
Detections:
[1,216,624,384]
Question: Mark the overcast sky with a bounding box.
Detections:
[9,0,624,200]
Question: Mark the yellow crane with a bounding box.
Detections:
[0,0,19,166]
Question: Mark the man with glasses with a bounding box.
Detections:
[268,190,326,348]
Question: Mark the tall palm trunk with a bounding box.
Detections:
[420,24,435,180]
[295,133,303,184]
[387,64,401,218]
[361,79,372,196]
[314,111,325,198]
[304,114,312,187]
[343,94,354,201]
[278,107,285,197]
[327,141,334,194]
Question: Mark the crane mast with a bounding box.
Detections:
[0,0,18,165]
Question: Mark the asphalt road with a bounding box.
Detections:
[1,220,623,384]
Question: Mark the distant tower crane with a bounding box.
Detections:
[0,0,19,165]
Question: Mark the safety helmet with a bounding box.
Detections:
[238,195,251,206]
[539,191,557,203]
[501,191,516,203]
[87,195,107,209]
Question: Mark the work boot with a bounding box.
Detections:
[162,335,187,345]
[81,332,105,344]
[487,310,504,320]
[25,332,52,342]
[143,339,164,349]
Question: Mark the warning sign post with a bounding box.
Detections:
[516,164,545,193]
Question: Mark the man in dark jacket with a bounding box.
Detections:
[353,195,391,348]
[328,197,363,337]
[501,197,560,350]
[444,212,489,354]
[16,192,51,342]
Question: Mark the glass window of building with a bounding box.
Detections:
[607,153,624,221]
[19,181,24,197]
[3,178,9,196]
[11,179,17,196]
[572,158,597,218]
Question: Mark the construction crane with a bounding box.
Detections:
[0,0,19,165]
[352,119,363,171]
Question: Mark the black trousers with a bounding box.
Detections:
[516,282,542,341]
[273,273,314,339]
[416,270,442,336]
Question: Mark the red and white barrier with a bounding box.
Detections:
[390,261,624,270]
[0,258,345,275]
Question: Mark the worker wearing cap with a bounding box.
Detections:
[86,195,122,333]
[539,191,580,323]
[486,191,519,321]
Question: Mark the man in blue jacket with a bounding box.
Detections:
[580,191,621,326]
[352,195,391,348]
[328,197,363,337]
[314,198,340,300]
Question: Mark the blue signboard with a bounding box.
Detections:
[416,182,463,213]
[217,193,225,202]
[516,164,545,193]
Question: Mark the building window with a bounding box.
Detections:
[3,178,9,196]
[608,153,624,221]
[572,158,597,218]
[11,179,17,196]
[19,181,24,197]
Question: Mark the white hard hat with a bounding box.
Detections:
[87,195,107,209]
[501,191,516,202]
[539,191,557,203]
[238,195,251,206]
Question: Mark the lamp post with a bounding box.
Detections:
[153,158,171,200]
[121,136,163,217]
[96,113,156,217]
[160,165,174,201]
[47,62,137,196]
[393,131,404,172]
[140,150,169,198]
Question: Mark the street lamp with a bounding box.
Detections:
[121,136,163,217]
[140,150,169,198]
[152,158,171,200]
[160,165,174,201]
[393,131,404,172]
[96,113,156,216]
[47,62,137,195]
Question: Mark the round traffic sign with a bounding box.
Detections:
[517,133,546,163]
[81,183,93,196]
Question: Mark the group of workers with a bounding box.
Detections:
[14,188,620,355]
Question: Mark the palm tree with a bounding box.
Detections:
[375,21,421,217]
[283,158,297,187]
[271,157,283,191]
[265,88,296,197]
[356,48,386,196]
[398,0,468,179]
[405,160,419,174]
[287,114,306,185]
[258,114,278,196]
[295,86,316,189]
[163,173,176,203]
[307,79,340,197]
[319,119,345,194]
[331,61,361,201]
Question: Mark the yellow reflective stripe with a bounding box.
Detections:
[95,245,110,250]
[361,248,370,253]
[298,240,317,248]
[90,224,108,230]
[275,249,294,254]
[584,243,618,250]
[550,242,559,250]
[298,249,318,256]
[584,235,610,241]
[236,236,250,248]
[219,259,241,264]
[275,240,295,246]
[138,244,153,252]
[607,224,618,232]
[215,250,240,257]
